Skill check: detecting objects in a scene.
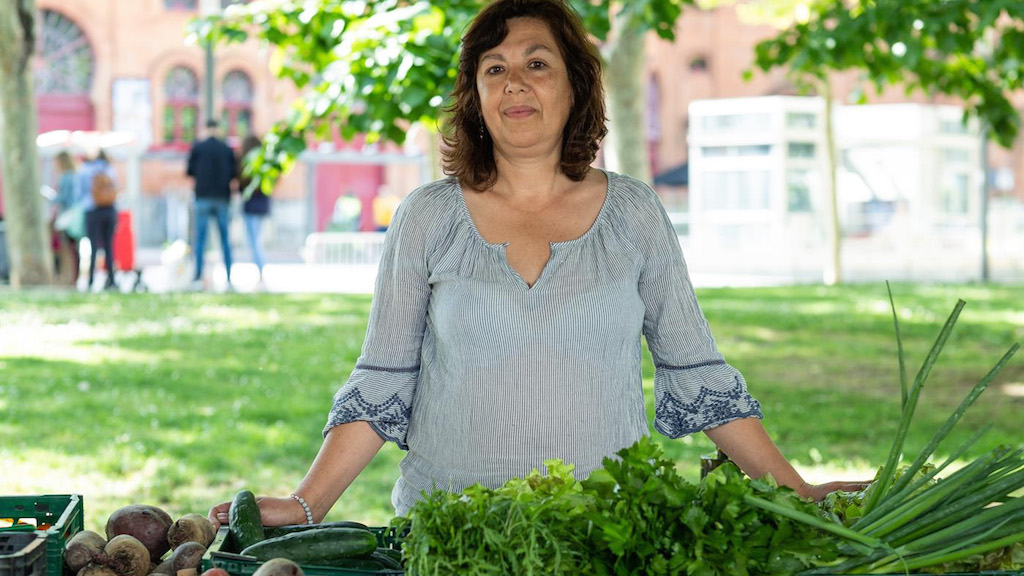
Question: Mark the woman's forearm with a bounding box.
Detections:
[703,417,810,496]
[292,421,386,522]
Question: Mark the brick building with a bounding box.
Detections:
[18,0,1024,255]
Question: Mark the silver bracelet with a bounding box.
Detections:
[290,493,314,525]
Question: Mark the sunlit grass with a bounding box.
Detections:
[1,284,1021,534]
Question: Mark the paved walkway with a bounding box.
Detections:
[126,246,795,294]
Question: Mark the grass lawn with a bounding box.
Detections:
[1,283,1021,533]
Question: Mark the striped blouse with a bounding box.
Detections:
[324,169,763,516]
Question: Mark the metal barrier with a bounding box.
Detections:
[302,232,387,265]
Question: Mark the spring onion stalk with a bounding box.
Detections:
[869,461,1024,546]
[850,425,992,531]
[886,454,1024,539]
[890,468,1024,546]
[869,528,1024,574]
[852,521,1012,574]
[856,450,1004,536]
[885,282,909,411]
[743,495,887,549]
[862,300,966,515]
[892,495,1024,553]
[885,343,1020,500]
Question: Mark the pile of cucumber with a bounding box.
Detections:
[228,491,402,572]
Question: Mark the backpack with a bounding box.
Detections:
[91,170,117,207]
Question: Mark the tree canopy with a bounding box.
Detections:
[752,0,1024,148]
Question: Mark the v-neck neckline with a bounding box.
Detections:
[455,169,613,290]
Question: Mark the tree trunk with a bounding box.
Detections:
[821,78,841,285]
[0,0,53,286]
[602,12,651,184]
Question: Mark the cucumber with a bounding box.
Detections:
[369,549,403,569]
[228,490,265,551]
[330,557,391,571]
[240,527,378,564]
[262,520,369,540]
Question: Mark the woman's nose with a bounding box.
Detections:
[505,70,527,93]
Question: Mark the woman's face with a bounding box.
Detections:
[476,17,572,158]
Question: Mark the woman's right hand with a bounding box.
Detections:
[207,496,308,531]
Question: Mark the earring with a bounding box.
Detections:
[479,118,485,141]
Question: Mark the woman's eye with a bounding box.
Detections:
[485,66,504,75]
[529,61,547,69]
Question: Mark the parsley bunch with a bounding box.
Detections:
[583,437,839,576]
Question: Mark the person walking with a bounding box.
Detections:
[187,119,237,291]
[52,150,84,285]
[238,134,270,286]
[76,148,119,291]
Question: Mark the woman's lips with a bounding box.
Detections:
[503,106,536,118]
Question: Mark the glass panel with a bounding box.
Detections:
[700,113,771,134]
[787,170,813,212]
[163,106,177,144]
[236,109,252,137]
[222,70,254,104]
[182,106,197,143]
[701,171,771,211]
[942,148,970,163]
[942,174,970,214]
[940,119,967,134]
[788,142,816,158]
[701,145,772,157]
[165,67,199,101]
[786,112,817,129]
[164,0,198,10]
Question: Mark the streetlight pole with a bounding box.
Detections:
[199,0,221,123]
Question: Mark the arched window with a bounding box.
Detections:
[36,10,94,95]
[222,70,254,140]
[34,10,96,132]
[163,66,200,146]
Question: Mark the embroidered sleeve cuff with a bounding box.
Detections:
[322,366,417,450]
[653,365,763,438]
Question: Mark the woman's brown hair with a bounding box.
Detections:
[56,150,75,173]
[440,0,607,190]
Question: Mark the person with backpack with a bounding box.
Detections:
[76,147,119,291]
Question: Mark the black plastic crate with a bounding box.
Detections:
[0,533,47,576]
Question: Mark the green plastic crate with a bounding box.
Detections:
[0,496,83,576]
[0,533,47,576]
[202,525,403,576]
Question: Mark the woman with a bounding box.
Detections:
[239,134,270,284]
[53,150,83,285]
[77,148,119,291]
[209,0,863,528]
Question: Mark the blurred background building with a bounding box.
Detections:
[4,0,1022,283]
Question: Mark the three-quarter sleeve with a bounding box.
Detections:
[633,185,763,438]
[323,196,431,449]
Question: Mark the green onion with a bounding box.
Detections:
[861,299,966,515]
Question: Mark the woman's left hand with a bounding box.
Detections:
[797,480,872,502]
